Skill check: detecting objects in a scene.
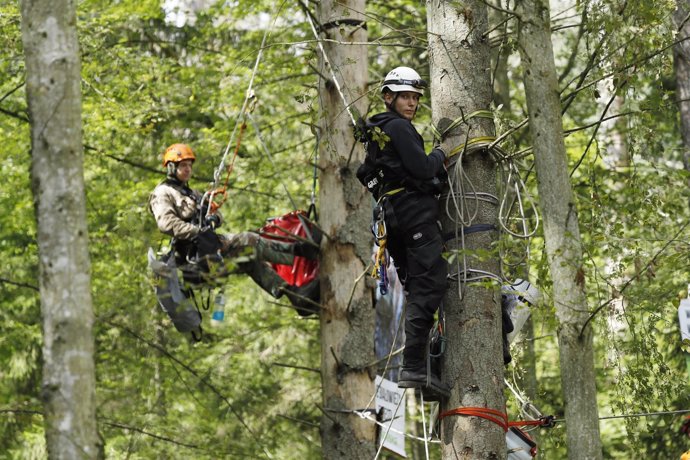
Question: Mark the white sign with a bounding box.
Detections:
[679,299,690,343]
[375,376,406,457]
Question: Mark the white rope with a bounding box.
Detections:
[300,0,358,127]
[504,377,544,424]
[212,8,280,188]
[420,393,431,460]
[245,113,298,210]
[442,135,542,296]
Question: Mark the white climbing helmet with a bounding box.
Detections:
[381,66,427,95]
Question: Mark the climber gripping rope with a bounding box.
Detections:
[148,143,321,335]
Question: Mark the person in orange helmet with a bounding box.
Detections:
[149,143,319,316]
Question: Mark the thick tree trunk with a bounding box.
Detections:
[426,1,505,457]
[19,0,101,458]
[315,1,376,458]
[674,0,690,178]
[516,1,603,459]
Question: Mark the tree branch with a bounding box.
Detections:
[579,220,690,337]
[569,82,621,177]
[0,277,39,291]
[104,319,273,459]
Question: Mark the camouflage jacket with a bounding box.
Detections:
[149,179,202,241]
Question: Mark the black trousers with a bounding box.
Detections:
[383,191,448,366]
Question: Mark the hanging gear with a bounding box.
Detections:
[147,248,204,341]
[260,209,321,288]
[418,303,448,401]
[506,426,538,459]
[371,202,390,295]
[503,279,540,344]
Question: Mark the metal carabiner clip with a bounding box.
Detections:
[371,203,387,241]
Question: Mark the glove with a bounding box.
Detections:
[435,140,454,159]
[353,117,370,143]
[204,214,221,229]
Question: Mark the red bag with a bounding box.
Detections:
[260,210,319,287]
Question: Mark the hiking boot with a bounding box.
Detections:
[398,367,450,400]
[283,280,320,316]
[293,241,320,260]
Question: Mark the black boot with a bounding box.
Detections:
[293,241,320,260]
[282,280,320,316]
[398,343,449,400]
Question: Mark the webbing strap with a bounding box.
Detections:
[439,406,556,431]
[446,136,497,158]
[443,223,496,242]
[439,407,509,431]
[378,187,405,202]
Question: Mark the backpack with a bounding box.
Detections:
[260,210,320,287]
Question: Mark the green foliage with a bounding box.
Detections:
[3,0,690,457]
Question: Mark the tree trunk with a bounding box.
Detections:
[516,1,603,458]
[315,1,376,458]
[426,1,505,457]
[674,0,690,179]
[490,0,512,114]
[19,0,101,458]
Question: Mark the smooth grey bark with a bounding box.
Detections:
[516,1,603,459]
[673,0,690,178]
[19,0,101,458]
[427,1,505,457]
[315,0,376,458]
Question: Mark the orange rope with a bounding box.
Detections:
[439,407,509,431]
[208,122,248,214]
[438,407,556,432]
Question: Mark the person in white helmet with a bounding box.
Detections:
[357,67,451,398]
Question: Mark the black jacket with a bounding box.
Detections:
[357,111,446,198]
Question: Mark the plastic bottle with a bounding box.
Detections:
[211,292,225,326]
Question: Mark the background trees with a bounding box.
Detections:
[1,0,689,458]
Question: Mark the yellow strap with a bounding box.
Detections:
[447,136,497,158]
[381,187,405,199]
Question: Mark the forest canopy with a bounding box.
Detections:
[1,0,690,458]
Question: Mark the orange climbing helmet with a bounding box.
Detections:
[162,143,196,167]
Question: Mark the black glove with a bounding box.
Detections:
[204,214,221,229]
[353,117,370,143]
